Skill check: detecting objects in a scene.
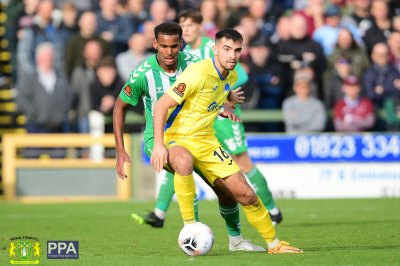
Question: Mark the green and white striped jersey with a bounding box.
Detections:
[119,52,199,142]
[183,36,214,59]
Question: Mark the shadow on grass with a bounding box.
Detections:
[286,220,400,228]
[305,244,400,252]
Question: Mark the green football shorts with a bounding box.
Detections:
[213,114,248,156]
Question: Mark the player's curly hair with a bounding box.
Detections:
[215,29,243,43]
[154,22,182,40]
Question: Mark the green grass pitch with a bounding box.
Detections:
[1,198,399,266]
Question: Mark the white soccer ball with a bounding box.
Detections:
[178,222,214,256]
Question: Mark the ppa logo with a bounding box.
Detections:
[47,241,79,259]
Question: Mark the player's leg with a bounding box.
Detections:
[214,115,282,225]
[232,152,282,225]
[214,173,302,253]
[212,183,265,252]
[168,144,197,224]
[198,139,302,253]
[131,140,199,227]
[196,168,264,251]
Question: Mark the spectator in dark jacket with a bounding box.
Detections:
[95,0,134,55]
[277,13,325,98]
[362,43,400,109]
[65,11,111,79]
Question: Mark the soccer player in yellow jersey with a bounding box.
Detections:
[151,28,303,253]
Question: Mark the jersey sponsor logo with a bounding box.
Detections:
[173,83,186,97]
[123,85,132,96]
[224,83,230,92]
[207,101,224,112]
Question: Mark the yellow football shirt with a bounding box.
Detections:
[165,57,238,139]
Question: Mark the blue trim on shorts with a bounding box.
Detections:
[165,100,185,131]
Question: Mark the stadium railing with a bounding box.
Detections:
[113,109,386,125]
[2,134,132,202]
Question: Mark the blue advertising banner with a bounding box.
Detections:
[142,134,400,164]
[247,134,400,163]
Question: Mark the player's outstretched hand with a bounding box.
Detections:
[227,87,245,104]
[151,144,169,173]
[116,149,131,180]
[219,110,242,122]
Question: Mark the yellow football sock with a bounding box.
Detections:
[242,196,277,243]
[174,173,196,224]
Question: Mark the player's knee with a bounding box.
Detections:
[170,151,194,175]
[237,190,257,206]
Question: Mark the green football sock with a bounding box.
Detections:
[219,203,241,237]
[155,171,175,212]
[155,171,199,220]
[246,166,276,211]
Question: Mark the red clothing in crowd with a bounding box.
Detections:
[333,97,375,132]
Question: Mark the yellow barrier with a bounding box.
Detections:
[2,134,131,202]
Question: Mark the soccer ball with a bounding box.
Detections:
[178,222,214,256]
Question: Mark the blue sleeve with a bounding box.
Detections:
[232,63,248,89]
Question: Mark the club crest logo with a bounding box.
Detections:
[224,83,230,92]
[9,236,40,264]
[173,83,186,97]
[123,85,132,97]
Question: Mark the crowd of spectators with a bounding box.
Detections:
[6,0,400,136]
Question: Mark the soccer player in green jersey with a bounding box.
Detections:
[113,22,264,251]
[151,28,302,254]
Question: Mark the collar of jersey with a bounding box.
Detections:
[212,57,228,81]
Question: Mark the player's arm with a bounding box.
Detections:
[113,72,144,179]
[151,94,179,173]
[113,97,131,180]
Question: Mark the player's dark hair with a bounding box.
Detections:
[215,28,243,43]
[154,22,182,40]
[179,9,203,24]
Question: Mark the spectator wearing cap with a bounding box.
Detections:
[313,5,364,57]
[282,68,327,133]
[312,5,342,56]
[333,75,375,132]
[324,54,354,108]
